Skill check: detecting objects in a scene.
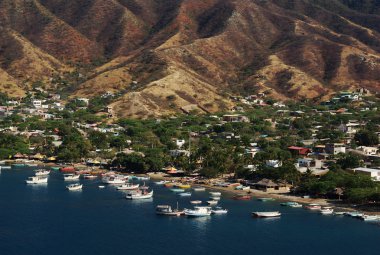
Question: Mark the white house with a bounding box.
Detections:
[351,168,380,181]
[325,143,346,155]
[32,100,43,108]
[357,146,378,156]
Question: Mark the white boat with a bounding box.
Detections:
[184,206,212,217]
[344,211,364,218]
[34,169,50,176]
[156,204,184,216]
[211,207,228,215]
[209,192,221,197]
[193,187,206,192]
[252,211,281,218]
[320,207,334,215]
[83,174,97,179]
[361,215,380,222]
[190,200,202,205]
[155,180,168,185]
[334,211,346,216]
[178,192,192,197]
[25,176,48,184]
[126,190,153,200]
[207,200,218,205]
[64,174,80,181]
[98,185,105,189]
[304,204,322,210]
[289,203,303,208]
[117,183,140,190]
[0,166,11,169]
[102,176,126,185]
[26,163,38,167]
[66,183,83,191]
[210,196,221,201]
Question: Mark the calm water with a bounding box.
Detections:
[1,167,380,255]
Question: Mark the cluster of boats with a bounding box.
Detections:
[156,205,228,217]
[25,169,50,184]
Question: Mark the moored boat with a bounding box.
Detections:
[126,189,153,200]
[177,184,191,189]
[320,207,334,215]
[98,185,105,189]
[117,183,140,190]
[211,207,228,215]
[34,169,50,176]
[210,196,221,201]
[281,201,298,206]
[252,211,281,218]
[184,206,212,217]
[304,204,322,210]
[170,188,185,193]
[102,176,126,185]
[233,194,251,200]
[193,187,206,192]
[360,215,380,222]
[178,192,192,197]
[155,180,168,185]
[207,200,218,205]
[156,204,184,216]
[64,174,80,181]
[66,183,83,191]
[83,174,98,179]
[209,192,221,197]
[257,197,275,202]
[190,200,202,205]
[25,176,48,184]
[344,211,364,218]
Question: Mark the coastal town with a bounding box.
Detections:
[1,87,380,217]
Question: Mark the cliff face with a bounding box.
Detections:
[0,0,379,116]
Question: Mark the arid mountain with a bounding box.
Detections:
[0,0,379,117]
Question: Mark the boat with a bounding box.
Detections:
[178,192,192,197]
[0,165,11,169]
[235,185,250,191]
[344,211,364,218]
[281,202,298,206]
[333,211,346,216]
[164,183,175,188]
[207,200,218,205]
[289,203,303,208]
[83,174,97,179]
[233,194,251,200]
[34,169,50,176]
[66,183,83,191]
[170,188,185,193]
[210,196,221,201]
[193,187,206,192]
[209,192,221,197]
[98,185,105,189]
[133,176,150,181]
[304,204,322,210]
[13,163,25,167]
[257,197,275,202]
[177,184,191,189]
[211,207,228,215]
[320,207,334,215]
[25,176,48,184]
[102,176,126,185]
[64,174,80,181]
[156,203,184,216]
[155,180,168,185]
[117,183,140,190]
[51,166,60,171]
[126,190,153,200]
[361,215,380,222]
[190,200,202,205]
[60,167,76,173]
[26,163,38,167]
[184,206,212,217]
[252,211,281,218]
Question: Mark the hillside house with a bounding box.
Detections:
[325,143,346,155]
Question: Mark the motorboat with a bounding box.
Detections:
[83,174,97,179]
[126,189,153,200]
[344,211,364,218]
[233,194,251,200]
[156,204,184,216]
[252,211,281,218]
[34,169,50,176]
[209,192,221,197]
[361,215,380,222]
[117,183,140,190]
[320,207,334,215]
[64,174,80,181]
[102,176,126,185]
[304,204,322,210]
[66,183,83,191]
[289,202,303,208]
[257,197,275,202]
[207,200,218,205]
[155,180,169,185]
[184,206,212,217]
[210,196,221,201]
[98,185,105,189]
[25,176,48,184]
[178,192,192,197]
[193,187,206,192]
[211,207,228,215]
[333,211,346,216]
[190,200,202,205]
[281,202,298,206]
[171,188,185,193]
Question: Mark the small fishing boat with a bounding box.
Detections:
[177,184,191,189]
[133,176,150,181]
[34,169,50,176]
[66,183,83,191]
[26,163,38,167]
[289,203,303,208]
[333,211,346,216]
[211,207,228,215]
[281,202,297,206]
[257,197,275,202]
[233,194,251,200]
[171,188,185,193]
[98,185,105,189]
[83,174,97,179]
[178,192,192,197]
[320,207,334,215]
[193,187,206,192]
[0,166,11,169]
[184,206,212,217]
[304,204,322,210]
[126,190,153,200]
[207,200,218,205]
[344,211,364,218]
[64,174,80,181]
[155,180,168,185]
[209,192,221,197]
[210,196,221,201]
[51,166,60,171]
[156,204,184,216]
[360,215,380,222]
[190,200,202,205]
[252,211,281,218]
[25,176,48,184]
[235,185,250,191]
[117,183,140,190]
[102,176,126,185]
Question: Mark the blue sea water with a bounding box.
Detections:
[1,167,380,255]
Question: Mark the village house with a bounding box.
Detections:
[349,167,380,181]
[357,146,379,156]
[338,122,361,136]
[32,100,43,108]
[250,179,291,193]
[222,114,250,123]
[325,143,346,155]
[169,149,190,157]
[288,146,311,157]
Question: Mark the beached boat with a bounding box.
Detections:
[211,207,228,215]
[258,197,275,202]
[64,174,80,181]
[344,212,364,218]
[320,207,334,215]
[190,200,202,205]
[156,204,184,216]
[177,184,191,189]
[126,190,153,200]
[252,211,281,218]
[66,183,83,191]
[209,192,221,197]
[34,169,50,176]
[304,204,322,210]
[235,185,250,191]
[233,194,251,200]
[25,176,48,184]
[360,215,380,222]
[117,183,140,190]
[184,206,212,217]
[281,202,297,206]
[333,211,346,216]
[178,192,192,197]
[207,200,218,205]
[193,187,206,192]
[26,163,38,167]
[171,188,185,193]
